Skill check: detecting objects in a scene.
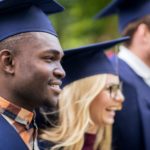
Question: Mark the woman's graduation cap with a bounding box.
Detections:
[62,36,129,87]
[0,0,64,42]
[94,0,150,32]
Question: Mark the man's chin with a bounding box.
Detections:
[44,96,59,108]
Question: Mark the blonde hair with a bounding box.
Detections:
[41,74,112,150]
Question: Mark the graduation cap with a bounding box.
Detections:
[62,36,129,87]
[94,0,150,32]
[0,0,64,42]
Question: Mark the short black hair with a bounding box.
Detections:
[0,32,35,54]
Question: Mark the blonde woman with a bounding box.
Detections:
[39,37,129,150]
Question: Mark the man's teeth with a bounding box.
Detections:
[50,84,59,88]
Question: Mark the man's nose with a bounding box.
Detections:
[53,65,66,79]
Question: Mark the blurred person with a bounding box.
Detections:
[95,0,150,150]
[0,0,65,150]
[39,37,129,150]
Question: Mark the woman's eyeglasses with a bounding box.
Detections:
[105,82,123,99]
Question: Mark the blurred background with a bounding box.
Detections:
[49,0,120,49]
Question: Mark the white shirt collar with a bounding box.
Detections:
[118,45,150,86]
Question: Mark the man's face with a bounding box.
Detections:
[13,32,65,109]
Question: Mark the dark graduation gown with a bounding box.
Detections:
[111,57,150,150]
[0,115,28,150]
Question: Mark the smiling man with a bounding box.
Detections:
[0,0,65,150]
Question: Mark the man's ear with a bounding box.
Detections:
[137,24,149,39]
[0,49,15,75]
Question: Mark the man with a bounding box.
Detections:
[95,0,150,150]
[0,0,65,150]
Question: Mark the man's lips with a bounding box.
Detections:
[48,80,62,94]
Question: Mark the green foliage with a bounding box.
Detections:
[50,0,120,49]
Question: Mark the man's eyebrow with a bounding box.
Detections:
[43,49,64,57]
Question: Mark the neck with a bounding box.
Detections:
[87,123,99,134]
[140,55,150,67]
[0,78,35,111]
[128,45,150,67]
[0,91,34,111]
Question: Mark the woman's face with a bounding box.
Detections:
[90,74,124,126]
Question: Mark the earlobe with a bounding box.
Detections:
[0,49,15,75]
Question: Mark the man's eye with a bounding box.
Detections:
[44,56,55,61]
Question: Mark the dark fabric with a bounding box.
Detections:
[0,0,65,42]
[0,0,64,14]
[62,37,129,87]
[38,139,53,150]
[36,106,59,129]
[82,133,96,150]
[0,6,57,42]
[36,106,59,150]
[38,139,63,150]
[111,56,150,150]
[0,115,28,150]
[95,0,150,32]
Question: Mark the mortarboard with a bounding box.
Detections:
[62,36,129,87]
[94,0,150,32]
[0,0,64,42]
